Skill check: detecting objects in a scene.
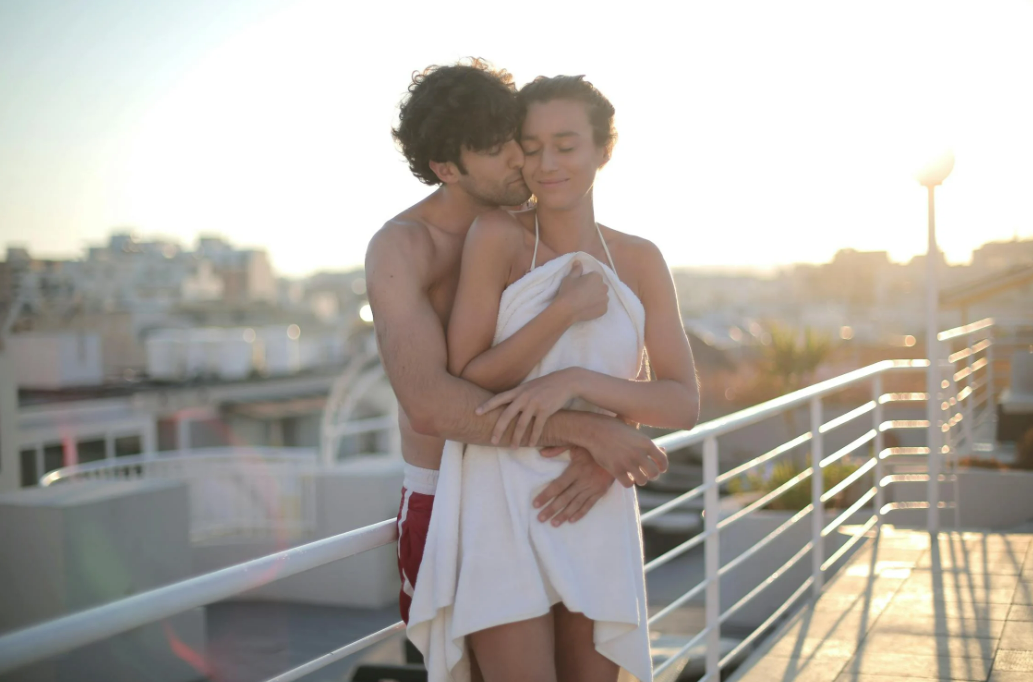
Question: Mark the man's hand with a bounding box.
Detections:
[569,416,668,487]
[534,446,615,525]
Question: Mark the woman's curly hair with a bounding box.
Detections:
[517,75,618,164]
[393,58,521,185]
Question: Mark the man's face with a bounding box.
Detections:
[455,138,532,207]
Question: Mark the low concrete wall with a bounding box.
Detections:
[886,468,1033,529]
[0,480,204,682]
[192,456,403,609]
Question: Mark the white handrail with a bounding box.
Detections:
[0,520,397,675]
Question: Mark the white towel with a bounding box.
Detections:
[407,252,653,682]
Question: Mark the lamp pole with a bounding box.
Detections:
[917,151,954,536]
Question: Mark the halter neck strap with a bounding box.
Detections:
[530,213,618,276]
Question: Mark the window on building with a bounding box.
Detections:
[115,435,142,457]
[20,449,38,487]
[43,444,64,473]
[77,439,106,464]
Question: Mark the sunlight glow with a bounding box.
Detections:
[63,1,1033,274]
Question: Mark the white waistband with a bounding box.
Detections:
[403,463,439,496]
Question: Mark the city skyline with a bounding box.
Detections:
[2,0,1032,277]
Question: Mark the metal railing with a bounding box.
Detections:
[0,348,986,681]
[39,415,396,542]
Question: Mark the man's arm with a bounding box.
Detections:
[364,223,666,485]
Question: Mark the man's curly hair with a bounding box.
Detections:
[393,58,521,186]
[518,75,618,164]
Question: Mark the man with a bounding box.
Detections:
[364,59,669,625]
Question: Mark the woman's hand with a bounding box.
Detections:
[476,368,582,447]
[552,261,608,323]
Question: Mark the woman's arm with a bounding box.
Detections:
[570,240,699,428]
[448,215,609,393]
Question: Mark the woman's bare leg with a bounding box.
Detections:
[553,604,619,682]
[468,612,557,682]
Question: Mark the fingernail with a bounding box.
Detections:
[533,500,542,508]
[552,519,561,527]
[538,513,547,521]
[491,437,499,445]
[475,408,483,415]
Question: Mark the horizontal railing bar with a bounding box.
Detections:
[821,457,877,503]
[937,317,994,341]
[720,540,814,624]
[644,530,709,573]
[819,430,877,468]
[880,419,929,432]
[651,625,712,677]
[264,621,406,682]
[880,446,930,459]
[954,357,988,382]
[719,576,816,669]
[880,473,956,485]
[720,505,813,578]
[881,501,957,514]
[640,482,708,524]
[822,488,876,537]
[648,578,708,626]
[654,360,928,453]
[948,338,992,364]
[717,469,813,531]
[819,402,876,434]
[879,392,929,404]
[0,520,397,675]
[716,433,812,484]
[969,338,993,354]
[821,515,878,572]
[956,386,974,403]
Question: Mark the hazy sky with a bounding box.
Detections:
[2,0,1032,277]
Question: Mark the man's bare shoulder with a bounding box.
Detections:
[367,214,436,263]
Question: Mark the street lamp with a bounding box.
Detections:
[916,150,954,535]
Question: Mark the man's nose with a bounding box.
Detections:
[507,140,524,168]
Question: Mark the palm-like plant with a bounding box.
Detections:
[763,325,834,453]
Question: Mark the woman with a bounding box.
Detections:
[407,75,699,682]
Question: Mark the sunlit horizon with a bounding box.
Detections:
[2,0,1032,277]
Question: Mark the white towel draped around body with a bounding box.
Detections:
[407,251,653,682]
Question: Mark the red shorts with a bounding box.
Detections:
[396,485,435,624]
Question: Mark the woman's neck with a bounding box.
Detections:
[536,194,600,255]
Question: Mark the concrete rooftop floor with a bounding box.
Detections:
[727,525,1033,682]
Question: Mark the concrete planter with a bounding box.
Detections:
[887,468,1033,529]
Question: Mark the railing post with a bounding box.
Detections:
[873,375,884,526]
[962,339,975,451]
[810,396,824,597]
[703,435,720,681]
[985,330,996,433]
[927,348,941,536]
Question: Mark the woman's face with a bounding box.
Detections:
[519,99,607,211]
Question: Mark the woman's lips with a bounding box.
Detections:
[535,178,568,188]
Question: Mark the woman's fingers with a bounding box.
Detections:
[529,408,549,446]
[511,408,535,447]
[475,389,517,416]
[491,399,525,444]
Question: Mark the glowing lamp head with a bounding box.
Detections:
[915,150,955,187]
